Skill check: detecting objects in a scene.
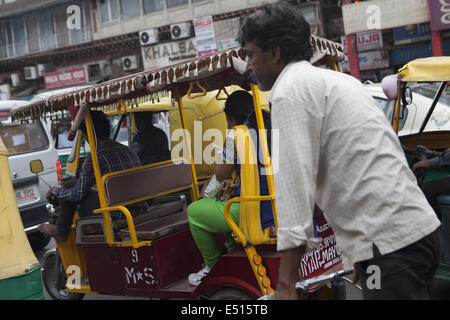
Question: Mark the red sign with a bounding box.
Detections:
[341,30,383,53]
[299,216,343,279]
[44,68,87,89]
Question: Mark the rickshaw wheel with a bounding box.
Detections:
[41,252,85,301]
[209,288,254,300]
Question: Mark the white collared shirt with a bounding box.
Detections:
[269,61,441,269]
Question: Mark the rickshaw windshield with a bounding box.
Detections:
[419,82,450,132]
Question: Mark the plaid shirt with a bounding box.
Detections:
[53,139,141,219]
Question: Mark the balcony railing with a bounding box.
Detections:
[0,26,93,60]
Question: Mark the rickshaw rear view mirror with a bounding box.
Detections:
[381,75,399,101]
[30,159,43,174]
[403,87,413,105]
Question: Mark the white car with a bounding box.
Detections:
[31,86,130,175]
[0,100,59,250]
[365,82,450,136]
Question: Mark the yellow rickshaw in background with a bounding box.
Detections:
[0,140,44,299]
[382,56,450,283]
[11,35,348,300]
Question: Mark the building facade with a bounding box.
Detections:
[0,0,342,99]
[341,0,450,82]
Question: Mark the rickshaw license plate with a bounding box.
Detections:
[15,186,37,203]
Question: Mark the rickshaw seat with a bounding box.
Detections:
[119,210,189,241]
[77,161,194,243]
[113,197,186,230]
[77,197,187,243]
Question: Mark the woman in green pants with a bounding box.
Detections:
[187,90,274,286]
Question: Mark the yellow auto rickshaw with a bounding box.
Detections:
[11,35,347,300]
[0,140,44,299]
[382,56,450,283]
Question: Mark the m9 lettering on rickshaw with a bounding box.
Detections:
[170,120,279,174]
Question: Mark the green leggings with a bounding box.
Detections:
[187,198,240,269]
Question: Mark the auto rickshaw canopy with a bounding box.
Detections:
[398,57,450,82]
[10,35,344,123]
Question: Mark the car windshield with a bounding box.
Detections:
[415,82,450,131]
[0,114,49,155]
[54,119,74,149]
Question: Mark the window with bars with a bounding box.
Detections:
[143,0,164,14]
[100,0,119,23]
[166,0,188,9]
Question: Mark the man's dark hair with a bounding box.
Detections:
[81,110,110,139]
[239,1,313,63]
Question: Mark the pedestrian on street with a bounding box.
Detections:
[239,1,441,300]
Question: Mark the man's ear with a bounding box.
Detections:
[271,46,282,64]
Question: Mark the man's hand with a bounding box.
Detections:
[268,246,305,300]
[46,188,58,206]
[412,160,431,171]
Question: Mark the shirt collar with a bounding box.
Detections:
[268,60,310,102]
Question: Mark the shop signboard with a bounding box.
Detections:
[193,16,217,57]
[141,38,198,70]
[393,22,431,45]
[217,38,239,51]
[341,30,383,53]
[44,68,87,89]
[342,50,389,72]
[429,0,450,31]
[342,0,429,35]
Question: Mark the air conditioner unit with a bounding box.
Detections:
[24,66,38,80]
[139,28,159,46]
[170,22,192,40]
[122,55,138,71]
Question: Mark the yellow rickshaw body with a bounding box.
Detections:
[0,138,44,299]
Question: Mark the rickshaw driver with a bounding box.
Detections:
[131,112,171,165]
[39,110,147,242]
[413,148,450,220]
[240,1,441,300]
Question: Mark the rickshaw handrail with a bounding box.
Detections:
[223,195,276,247]
[93,206,151,249]
[187,81,207,99]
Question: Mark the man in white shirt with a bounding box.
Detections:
[239,1,441,300]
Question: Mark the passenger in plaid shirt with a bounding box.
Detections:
[39,111,145,242]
